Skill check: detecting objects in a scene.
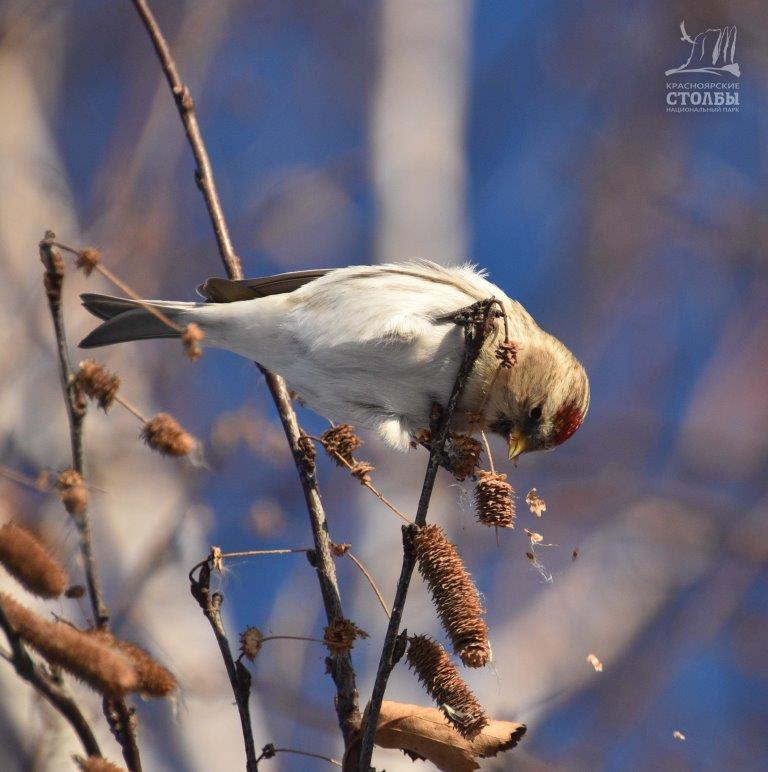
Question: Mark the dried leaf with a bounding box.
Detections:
[523,528,543,544]
[525,488,546,517]
[369,701,525,772]
[587,653,603,672]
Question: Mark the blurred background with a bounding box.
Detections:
[1,1,767,770]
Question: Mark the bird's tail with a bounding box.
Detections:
[79,294,200,348]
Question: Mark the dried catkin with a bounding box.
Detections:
[75,756,126,772]
[474,471,515,528]
[445,434,483,481]
[349,461,375,484]
[406,634,489,739]
[320,424,362,465]
[323,618,369,656]
[141,413,195,457]
[76,247,101,276]
[89,631,176,697]
[0,522,68,598]
[182,323,204,362]
[239,627,264,661]
[57,469,88,517]
[0,592,137,695]
[413,524,490,668]
[75,360,120,411]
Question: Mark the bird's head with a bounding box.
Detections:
[483,333,590,459]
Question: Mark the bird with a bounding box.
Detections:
[79,260,589,459]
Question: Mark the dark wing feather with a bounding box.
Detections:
[197,269,331,303]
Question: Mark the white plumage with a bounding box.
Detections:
[81,261,589,456]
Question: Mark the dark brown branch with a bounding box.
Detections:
[258,743,342,767]
[190,562,258,771]
[0,605,102,758]
[265,372,360,744]
[129,0,241,278]
[39,235,143,772]
[39,235,107,629]
[356,300,496,771]
[129,0,360,752]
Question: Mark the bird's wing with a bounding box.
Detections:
[285,261,509,350]
[197,269,332,303]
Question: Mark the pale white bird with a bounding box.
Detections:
[80,261,589,458]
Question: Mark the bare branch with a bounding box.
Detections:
[356,300,497,770]
[39,234,143,772]
[189,562,258,771]
[0,605,102,758]
[128,0,241,277]
[128,0,360,750]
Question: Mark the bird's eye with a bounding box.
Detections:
[530,405,543,420]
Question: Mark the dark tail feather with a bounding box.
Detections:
[79,294,185,348]
[80,293,148,321]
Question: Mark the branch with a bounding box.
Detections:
[356,300,496,771]
[0,606,102,758]
[39,235,107,629]
[38,235,143,772]
[189,562,258,771]
[128,0,360,749]
[128,0,240,277]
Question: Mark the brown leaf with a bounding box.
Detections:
[368,700,525,772]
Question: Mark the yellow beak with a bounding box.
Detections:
[507,430,528,460]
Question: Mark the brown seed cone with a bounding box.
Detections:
[445,434,483,481]
[323,618,369,656]
[406,634,489,739]
[349,461,375,484]
[75,756,127,772]
[76,247,101,277]
[0,522,68,598]
[57,469,88,517]
[413,524,491,668]
[141,413,195,457]
[494,340,518,368]
[0,592,137,695]
[89,631,176,697]
[239,626,264,661]
[182,323,204,362]
[297,432,317,464]
[474,471,515,529]
[320,424,362,465]
[76,360,120,411]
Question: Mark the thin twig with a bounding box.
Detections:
[306,438,412,525]
[271,748,342,767]
[127,0,240,276]
[261,635,326,645]
[39,234,143,772]
[52,240,182,333]
[356,300,497,771]
[0,464,48,492]
[345,552,390,619]
[0,605,102,758]
[114,394,148,423]
[187,547,311,586]
[480,430,495,474]
[40,236,108,629]
[328,446,412,524]
[190,561,257,771]
[128,0,360,751]
[219,548,311,560]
